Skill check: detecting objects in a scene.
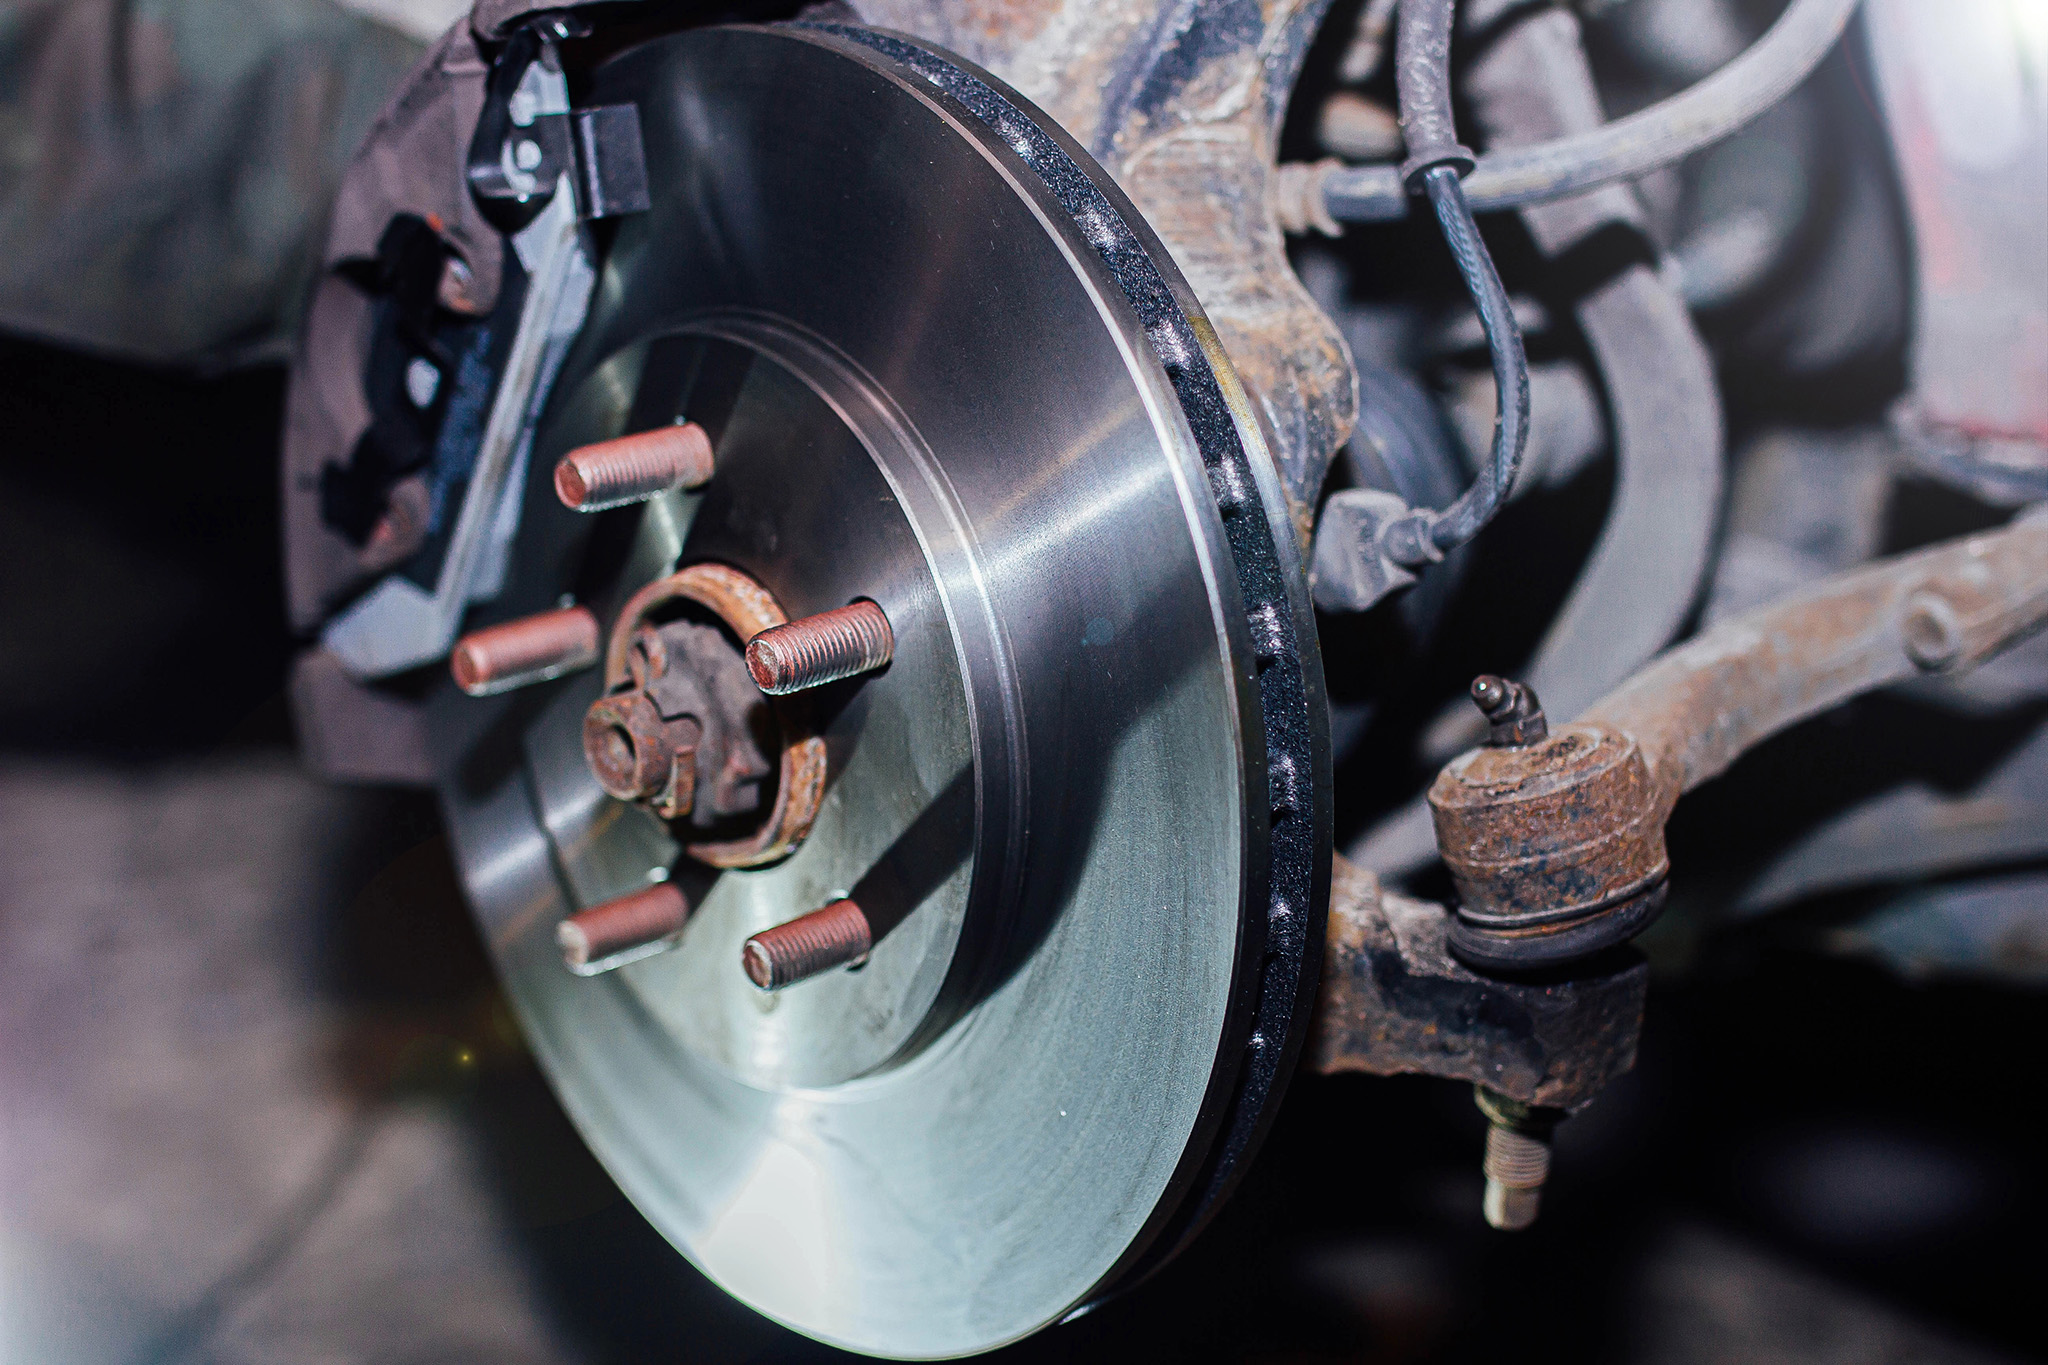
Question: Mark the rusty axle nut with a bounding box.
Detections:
[742,899,873,990]
[451,606,601,696]
[583,692,700,818]
[745,601,894,695]
[558,883,691,974]
[554,422,715,512]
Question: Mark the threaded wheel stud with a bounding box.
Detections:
[745,601,893,695]
[741,899,873,990]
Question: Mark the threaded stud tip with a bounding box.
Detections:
[745,601,893,695]
[741,899,873,990]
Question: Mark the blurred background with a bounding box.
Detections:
[2,0,2045,1361]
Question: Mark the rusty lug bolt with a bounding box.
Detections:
[558,883,691,974]
[745,601,894,695]
[1475,1089,1560,1232]
[741,899,873,990]
[451,605,601,696]
[554,421,715,512]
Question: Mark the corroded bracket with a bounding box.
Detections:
[1307,855,1647,1110]
[1429,515,2048,967]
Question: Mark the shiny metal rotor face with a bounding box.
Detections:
[434,22,1326,1358]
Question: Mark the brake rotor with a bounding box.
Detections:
[434,22,1327,1357]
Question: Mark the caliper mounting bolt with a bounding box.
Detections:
[745,601,894,695]
[1475,1088,1562,1231]
[554,421,715,512]
[742,899,873,990]
[450,605,601,695]
[558,883,691,974]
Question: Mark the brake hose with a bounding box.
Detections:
[1319,0,1865,222]
[1377,0,1531,566]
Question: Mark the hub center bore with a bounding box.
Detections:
[581,580,777,833]
[520,321,1007,1091]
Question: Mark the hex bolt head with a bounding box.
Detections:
[451,605,601,696]
[558,883,691,974]
[745,601,894,695]
[741,899,874,990]
[554,421,715,512]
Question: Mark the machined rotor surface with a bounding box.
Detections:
[433,23,1327,1357]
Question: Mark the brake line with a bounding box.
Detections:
[1317,0,1865,222]
[1375,0,1531,568]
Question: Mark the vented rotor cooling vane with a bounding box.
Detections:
[433,23,1327,1358]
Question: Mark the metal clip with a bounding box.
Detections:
[467,17,650,231]
[466,18,586,233]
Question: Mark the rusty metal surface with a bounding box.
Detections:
[599,562,825,868]
[557,881,691,973]
[1421,517,2048,965]
[745,600,894,695]
[1430,724,1668,927]
[1589,516,2048,802]
[848,0,1358,542]
[1308,855,1647,1109]
[741,898,875,990]
[581,685,702,817]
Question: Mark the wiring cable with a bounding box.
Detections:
[1376,0,1531,567]
[1314,0,1864,222]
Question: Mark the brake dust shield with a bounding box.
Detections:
[432,23,1327,1358]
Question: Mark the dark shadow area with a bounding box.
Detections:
[0,336,297,757]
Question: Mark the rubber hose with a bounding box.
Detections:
[1407,165,1532,556]
[1375,0,1532,563]
[1321,0,1864,221]
[1394,0,1472,184]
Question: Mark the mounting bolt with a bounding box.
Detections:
[558,883,691,974]
[451,605,601,696]
[554,421,715,512]
[745,601,894,695]
[1475,1088,1561,1231]
[741,899,873,990]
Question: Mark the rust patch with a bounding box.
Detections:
[1429,722,1669,929]
[596,563,828,868]
[1309,856,1647,1109]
